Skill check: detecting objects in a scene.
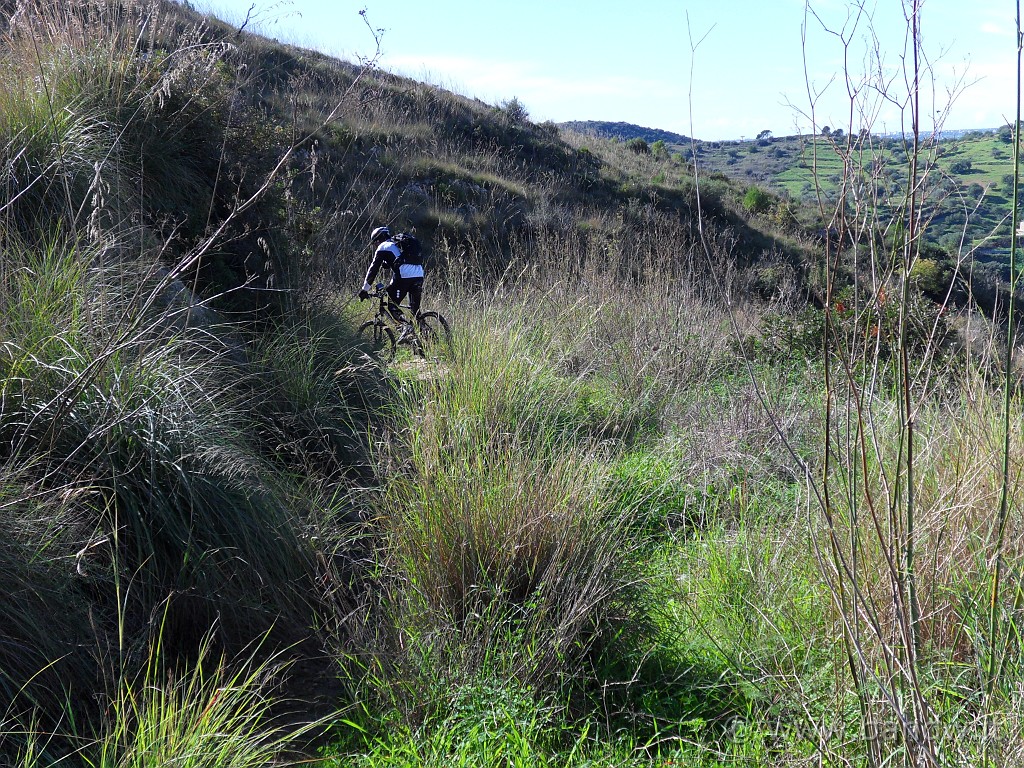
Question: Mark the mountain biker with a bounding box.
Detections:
[358,226,424,323]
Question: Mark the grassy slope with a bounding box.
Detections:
[0,0,809,759]
[2,2,1023,767]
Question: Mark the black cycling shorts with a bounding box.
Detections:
[386,276,424,318]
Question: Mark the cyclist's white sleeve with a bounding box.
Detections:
[364,242,401,285]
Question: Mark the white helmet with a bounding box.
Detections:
[370,226,390,243]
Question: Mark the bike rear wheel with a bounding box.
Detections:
[357,320,396,363]
[413,311,453,357]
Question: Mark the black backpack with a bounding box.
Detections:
[392,232,423,267]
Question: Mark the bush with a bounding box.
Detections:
[909,257,946,295]
[742,185,773,214]
[625,137,650,154]
[499,96,530,125]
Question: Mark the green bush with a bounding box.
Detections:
[625,137,650,154]
[608,450,692,532]
[757,306,826,358]
[742,184,773,214]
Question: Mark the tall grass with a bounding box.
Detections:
[12,0,1024,764]
[78,633,326,768]
[0,3,388,751]
[326,205,829,762]
[782,1,1024,764]
[371,301,650,697]
[3,235,319,649]
[0,0,232,241]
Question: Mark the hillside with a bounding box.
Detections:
[566,120,1016,262]
[698,129,1015,250]
[558,120,692,147]
[2,2,1023,767]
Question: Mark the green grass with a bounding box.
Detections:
[322,679,655,768]
[373,302,652,690]
[82,634,324,768]
[5,1,1024,766]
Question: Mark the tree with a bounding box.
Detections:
[756,129,773,145]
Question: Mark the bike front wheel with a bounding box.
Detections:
[357,320,396,363]
[413,311,453,358]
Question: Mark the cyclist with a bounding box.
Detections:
[358,226,424,325]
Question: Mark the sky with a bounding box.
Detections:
[195,0,1018,141]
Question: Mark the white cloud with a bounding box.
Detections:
[380,52,684,125]
[382,54,674,116]
[980,21,1012,37]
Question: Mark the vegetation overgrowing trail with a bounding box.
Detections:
[1,0,1023,766]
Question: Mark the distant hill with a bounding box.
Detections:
[560,120,1011,254]
[883,128,999,141]
[684,128,1015,253]
[560,120,691,146]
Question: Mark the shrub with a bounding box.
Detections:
[625,137,650,154]
[742,184,772,214]
[608,450,692,532]
[909,257,946,295]
[499,96,530,125]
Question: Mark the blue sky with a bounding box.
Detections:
[196,0,1017,141]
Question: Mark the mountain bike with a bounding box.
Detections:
[357,283,452,363]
